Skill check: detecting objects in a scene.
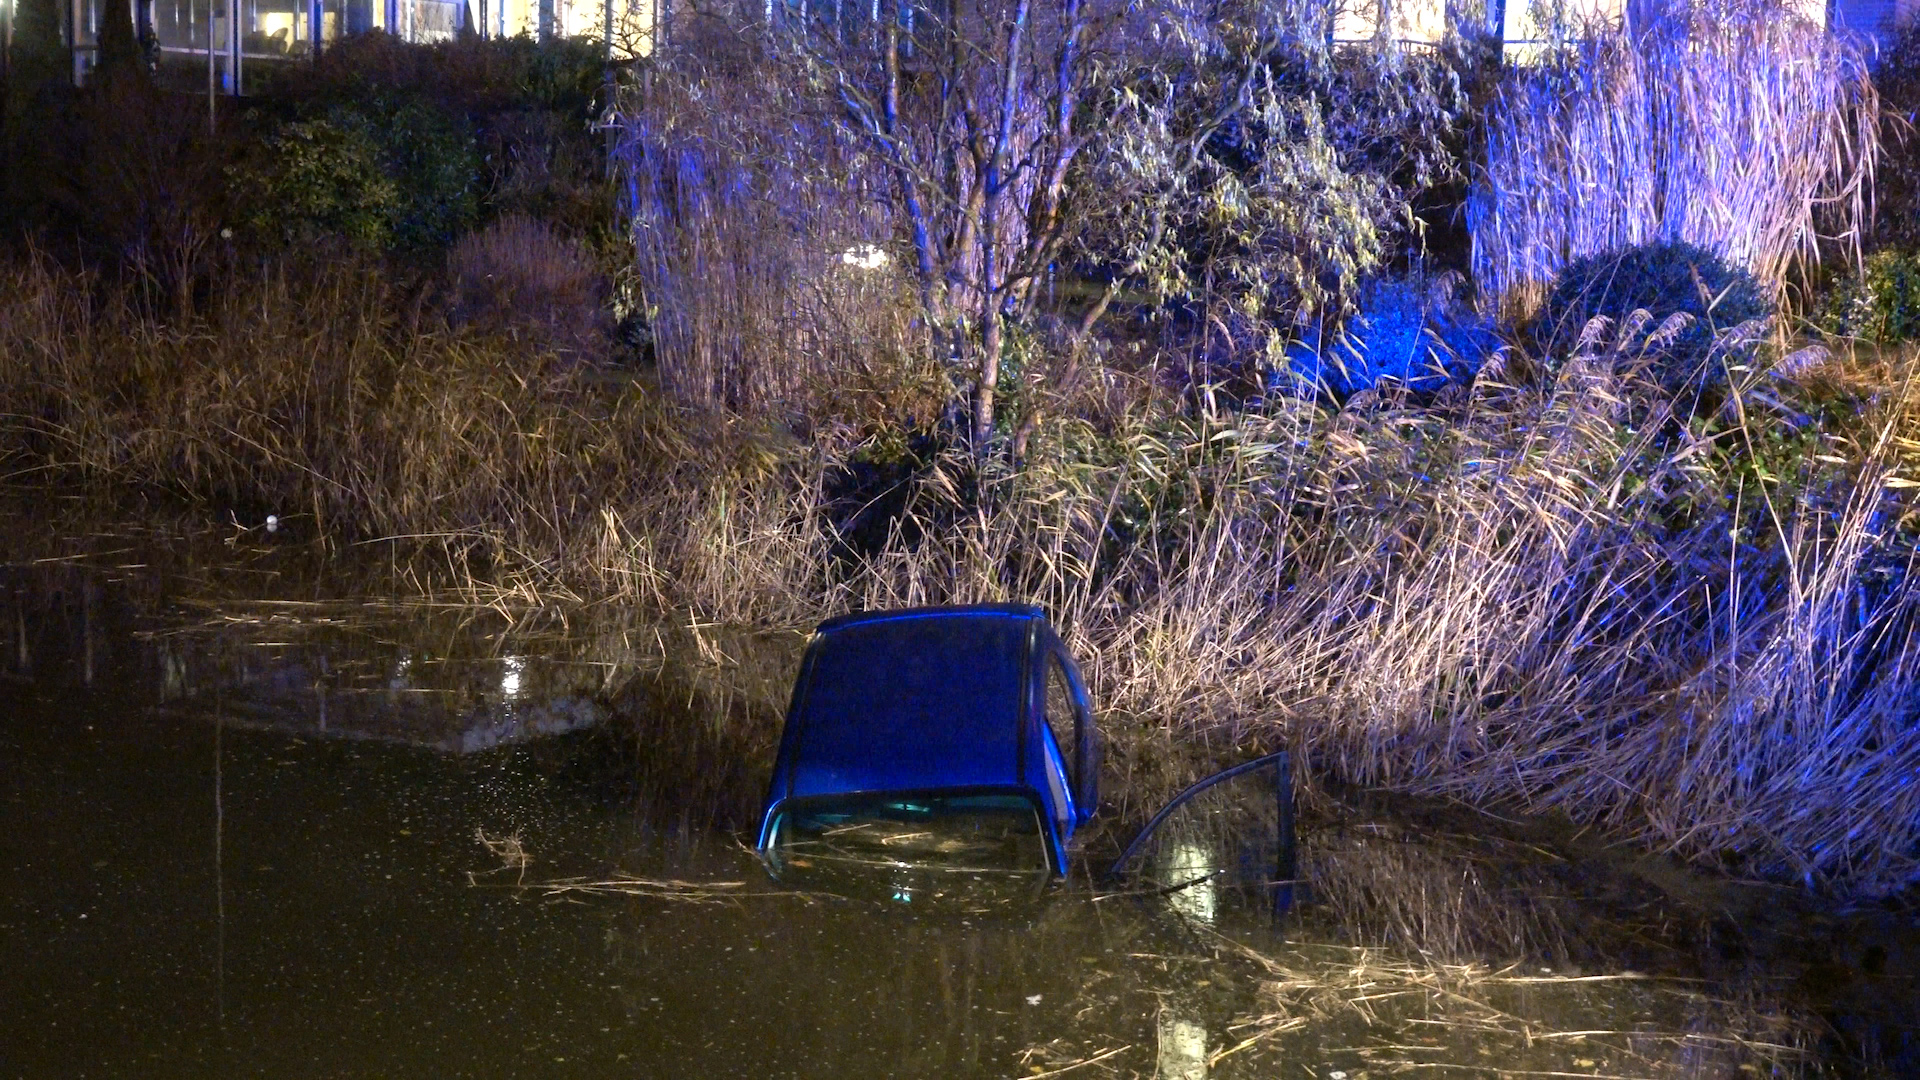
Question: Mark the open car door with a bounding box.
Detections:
[1107,752,1296,921]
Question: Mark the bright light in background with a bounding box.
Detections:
[841,243,890,270]
[500,655,526,698]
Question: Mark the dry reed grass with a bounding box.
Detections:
[447,214,609,360]
[4,239,1920,896]
[640,317,1920,897]
[1227,939,1820,1079]
[615,23,932,417]
[1468,0,1878,321]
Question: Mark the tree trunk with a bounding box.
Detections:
[972,0,1031,449]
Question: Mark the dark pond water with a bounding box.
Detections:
[0,563,1288,1079]
[0,534,1911,1079]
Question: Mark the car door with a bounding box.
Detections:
[1039,635,1098,825]
[1109,752,1296,921]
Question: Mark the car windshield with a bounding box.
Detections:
[765,792,1050,877]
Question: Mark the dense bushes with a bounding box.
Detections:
[231,98,482,254]
[3,32,609,276]
[270,32,609,243]
[230,118,401,251]
[1534,241,1770,375]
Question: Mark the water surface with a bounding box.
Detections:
[0,551,1894,1078]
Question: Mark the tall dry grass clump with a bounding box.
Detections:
[614,18,928,417]
[0,250,760,587]
[637,320,1920,897]
[1468,0,1878,319]
[447,215,609,360]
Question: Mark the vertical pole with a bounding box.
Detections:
[206,0,216,130]
[226,0,237,94]
[1273,752,1295,919]
[536,0,548,40]
[307,0,319,57]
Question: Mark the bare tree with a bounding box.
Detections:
[797,0,1443,444]
[619,0,1462,435]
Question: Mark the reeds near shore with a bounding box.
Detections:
[3,249,1917,897]
[1468,0,1878,320]
[616,27,927,416]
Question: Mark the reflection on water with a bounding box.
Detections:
[1124,757,1288,929]
[1156,1011,1209,1080]
[1162,840,1218,925]
[0,561,797,755]
[0,685,1265,1078]
[0,556,1900,1077]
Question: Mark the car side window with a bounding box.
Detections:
[1039,725,1072,831]
[1044,654,1076,783]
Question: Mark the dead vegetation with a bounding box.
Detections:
[4,245,1920,898]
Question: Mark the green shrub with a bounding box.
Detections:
[1819,248,1920,343]
[337,100,479,252]
[230,118,400,252]
[1533,241,1770,377]
[282,33,605,238]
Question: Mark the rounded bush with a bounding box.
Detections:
[230,119,400,252]
[334,100,479,252]
[1534,241,1770,374]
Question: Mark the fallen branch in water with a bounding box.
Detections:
[471,871,821,904]
[470,828,531,887]
[532,876,751,903]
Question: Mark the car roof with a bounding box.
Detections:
[812,603,1047,634]
[773,605,1050,802]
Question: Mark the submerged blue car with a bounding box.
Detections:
[756,605,1099,883]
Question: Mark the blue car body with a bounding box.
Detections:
[756,604,1098,876]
